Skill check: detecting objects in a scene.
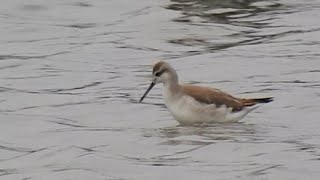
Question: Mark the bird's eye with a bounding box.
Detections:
[155,70,164,77]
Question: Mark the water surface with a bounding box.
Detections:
[0,0,320,179]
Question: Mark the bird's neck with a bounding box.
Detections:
[163,68,180,98]
[163,79,180,100]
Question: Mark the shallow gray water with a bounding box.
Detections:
[0,0,320,179]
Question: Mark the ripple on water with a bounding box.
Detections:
[0,0,320,179]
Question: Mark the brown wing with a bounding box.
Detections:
[181,85,244,112]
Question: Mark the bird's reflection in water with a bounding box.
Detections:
[144,122,261,146]
[138,122,263,165]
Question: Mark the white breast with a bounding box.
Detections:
[163,87,255,125]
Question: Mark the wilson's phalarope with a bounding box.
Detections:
[139,61,273,125]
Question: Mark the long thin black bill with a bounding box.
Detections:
[139,82,155,103]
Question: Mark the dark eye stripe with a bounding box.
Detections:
[155,70,165,77]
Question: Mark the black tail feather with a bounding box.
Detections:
[252,97,273,104]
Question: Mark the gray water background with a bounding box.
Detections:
[0,0,320,179]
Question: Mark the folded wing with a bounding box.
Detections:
[182,85,273,112]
